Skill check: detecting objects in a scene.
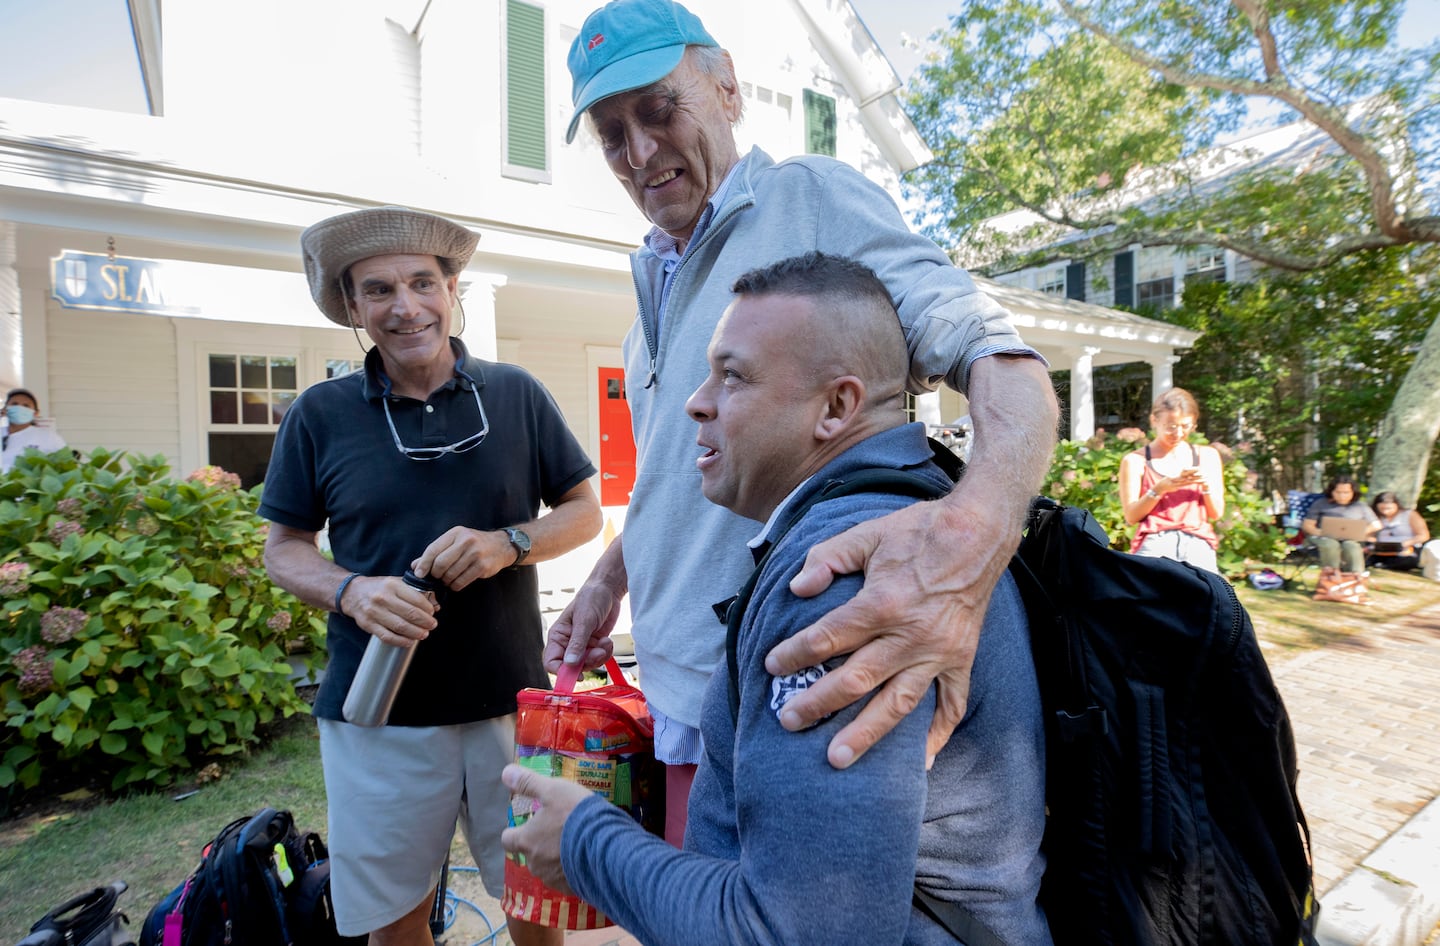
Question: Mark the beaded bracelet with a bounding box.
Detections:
[334,572,361,615]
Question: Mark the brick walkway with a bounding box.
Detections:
[1269,604,1440,896]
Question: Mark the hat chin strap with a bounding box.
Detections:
[343,297,372,356]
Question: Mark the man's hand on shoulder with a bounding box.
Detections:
[771,355,1056,770]
[772,488,1017,769]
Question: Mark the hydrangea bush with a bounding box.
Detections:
[1041,428,1284,578]
[0,449,326,796]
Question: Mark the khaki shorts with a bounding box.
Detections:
[1134,530,1219,575]
[317,715,516,936]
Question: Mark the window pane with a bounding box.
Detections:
[271,357,297,390]
[208,433,275,490]
[1136,246,1173,282]
[209,354,236,388]
[210,391,238,424]
[241,392,271,424]
[1137,277,1174,309]
[327,359,360,379]
[1038,267,1066,295]
[240,356,268,389]
[274,391,298,420]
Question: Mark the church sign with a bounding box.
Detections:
[51,250,201,316]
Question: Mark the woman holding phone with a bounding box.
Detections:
[1118,387,1226,573]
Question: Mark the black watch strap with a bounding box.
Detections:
[504,527,531,567]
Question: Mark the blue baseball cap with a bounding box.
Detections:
[566,0,718,143]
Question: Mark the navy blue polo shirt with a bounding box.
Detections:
[259,340,596,726]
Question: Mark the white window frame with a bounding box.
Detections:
[1037,264,1067,296]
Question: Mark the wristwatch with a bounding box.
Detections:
[1144,488,1160,500]
[504,527,532,568]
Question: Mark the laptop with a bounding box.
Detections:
[1318,517,1371,542]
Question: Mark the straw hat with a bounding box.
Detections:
[301,206,480,326]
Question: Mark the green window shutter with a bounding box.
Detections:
[804,89,836,157]
[506,0,546,172]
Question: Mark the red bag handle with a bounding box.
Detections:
[552,657,627,694]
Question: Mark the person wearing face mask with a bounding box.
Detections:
[2,388,68,474]
[1117,387,1225,574]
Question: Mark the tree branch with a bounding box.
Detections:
[1055,0,1423,245]
[1232,0,1284,82]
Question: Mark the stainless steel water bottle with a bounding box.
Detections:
[341,570,440,726]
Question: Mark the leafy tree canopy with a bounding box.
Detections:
[906,0,1440,274]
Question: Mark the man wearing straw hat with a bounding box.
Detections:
[260,206,600,946]
[550,0,1059,841]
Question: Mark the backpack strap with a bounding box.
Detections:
[1009,497,1106,743]
[912,887,1005,946]
[723,467,952,724]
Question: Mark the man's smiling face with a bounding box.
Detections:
[587,49,742,249]
[346,253,458,377]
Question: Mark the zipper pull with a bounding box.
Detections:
[644,357,657,389]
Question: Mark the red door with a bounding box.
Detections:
[598,367,636,506]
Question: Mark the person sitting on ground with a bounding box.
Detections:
[1117,387,1225,574]
[1368,491,1432,571]
[2,388,68,474]
[502,253,1051,946]
[1301,475,1380,574]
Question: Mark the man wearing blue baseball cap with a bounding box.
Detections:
[547,0,1059,843]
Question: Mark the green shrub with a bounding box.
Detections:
[0,449,326,796]
[1041,429,1284,577]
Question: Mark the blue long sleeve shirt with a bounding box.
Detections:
[562,424,1051,945]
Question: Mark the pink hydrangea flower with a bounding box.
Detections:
[13,646,54,696]
[186,466,242,490]
[0,561,31,596]
[47,520,84,544]
[1116,427,1148,444]
[56,497,84,517]
[40,607,87,644]
[266,612,293,633]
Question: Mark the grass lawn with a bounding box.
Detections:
[0,714,328,944]
[3,564,1438,943]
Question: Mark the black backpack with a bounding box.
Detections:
[138,809,342,946]
[725,469,1320,946]
[19,881,136,946]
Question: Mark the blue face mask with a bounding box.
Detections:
[5,405,35,426]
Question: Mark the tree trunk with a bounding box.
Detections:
[1371,314,1440,505]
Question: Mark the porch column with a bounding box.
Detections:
[1147,354,1180,398]
[1069,346,1102,441]
[914,390,942,428]
[458,272,507,362]
[0,222,20,391]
